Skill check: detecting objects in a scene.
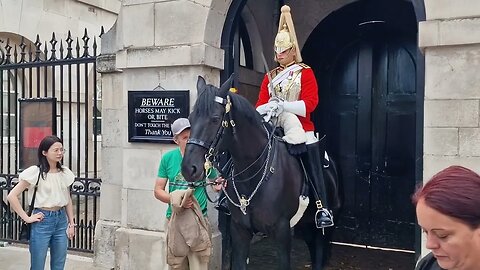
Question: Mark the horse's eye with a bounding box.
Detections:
[211,116,221,123]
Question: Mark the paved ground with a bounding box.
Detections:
[0,244,109,270]
[249,237,416,270]
[0,238,415,270]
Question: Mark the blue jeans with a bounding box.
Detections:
[29,208,68,270]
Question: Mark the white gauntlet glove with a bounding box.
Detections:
[267,97,284,117]
[257,99,306,118]
[280,100,306,117]
[256,101,279,115]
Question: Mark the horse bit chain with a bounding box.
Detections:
[222,124,273,215]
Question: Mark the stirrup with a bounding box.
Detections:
[315,208,334,229]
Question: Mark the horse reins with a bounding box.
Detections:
[187,95,282,215]
[185,93,280,215]
[187,94,276,183]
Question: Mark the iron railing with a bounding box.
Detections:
[0,28,103,252]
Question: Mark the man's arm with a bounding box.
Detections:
[298,68,319,113]
[255,75,271,108]
[154,177,170,204]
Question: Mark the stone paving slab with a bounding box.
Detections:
[0,244,110,270]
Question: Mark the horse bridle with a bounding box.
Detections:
[186,95,234,173]
[187,93,280,215]
[187,94,273,181]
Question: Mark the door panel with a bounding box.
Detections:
[369,40,416,248]
[327,41,371,244]
[326,36,417,250]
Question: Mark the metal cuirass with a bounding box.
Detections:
[273,69,302,102]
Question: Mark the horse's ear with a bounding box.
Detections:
[197,76,207,96]
[218,73,234,97]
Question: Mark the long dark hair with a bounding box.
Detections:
[37,135,64,177]
[412,166,480,229]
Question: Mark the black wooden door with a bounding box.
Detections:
[325,35,417,250]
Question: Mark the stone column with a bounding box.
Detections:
[420,0,480,177]
[94,1,226,269]
[419,0,480,255]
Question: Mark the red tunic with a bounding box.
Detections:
[255,66,319,132]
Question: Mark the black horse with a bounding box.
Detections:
[182,76,341,270]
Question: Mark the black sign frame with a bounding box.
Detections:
[128,90,189,143]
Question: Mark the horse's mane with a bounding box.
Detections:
[193,84,264,127]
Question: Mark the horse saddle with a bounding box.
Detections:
[264,121,331,167]
[264,122,307,155]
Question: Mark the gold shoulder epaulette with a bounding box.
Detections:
[298,63,310,69]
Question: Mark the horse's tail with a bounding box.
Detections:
[324,157,342,213]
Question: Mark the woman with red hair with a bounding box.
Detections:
[413,166,480,270]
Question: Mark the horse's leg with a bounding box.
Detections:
[312,229,334,270]
[299,227,317,267]
[312,231,326,270]
[299,226,330,270]
[272,219,292,270]
[230,221,252,270]
[220,213,232,270]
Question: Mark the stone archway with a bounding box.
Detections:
[217,0,425,260]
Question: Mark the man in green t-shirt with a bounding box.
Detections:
[154,118,223,269]
[154,117,223,217]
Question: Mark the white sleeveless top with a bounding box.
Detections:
[19,165,75,208]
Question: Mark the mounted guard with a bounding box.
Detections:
[255,5,334,229]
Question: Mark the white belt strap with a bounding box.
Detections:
[271,64,302,89]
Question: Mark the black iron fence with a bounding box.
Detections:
[0,28,103,252]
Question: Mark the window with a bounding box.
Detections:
[238,17,253,69]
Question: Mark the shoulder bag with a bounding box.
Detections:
[19,170,41,241]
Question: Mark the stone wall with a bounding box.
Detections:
[420,0,480,179]
[0,0,118,43]
[94,1,231,269]
[419,0,480,257]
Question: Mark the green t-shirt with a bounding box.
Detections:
[157,148,217,219]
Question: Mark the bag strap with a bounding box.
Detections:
[26,169,42,216]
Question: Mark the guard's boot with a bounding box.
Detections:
[302,142,334,228]
[215,190,231,215]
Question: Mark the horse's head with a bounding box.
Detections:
[181,75,233,182]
